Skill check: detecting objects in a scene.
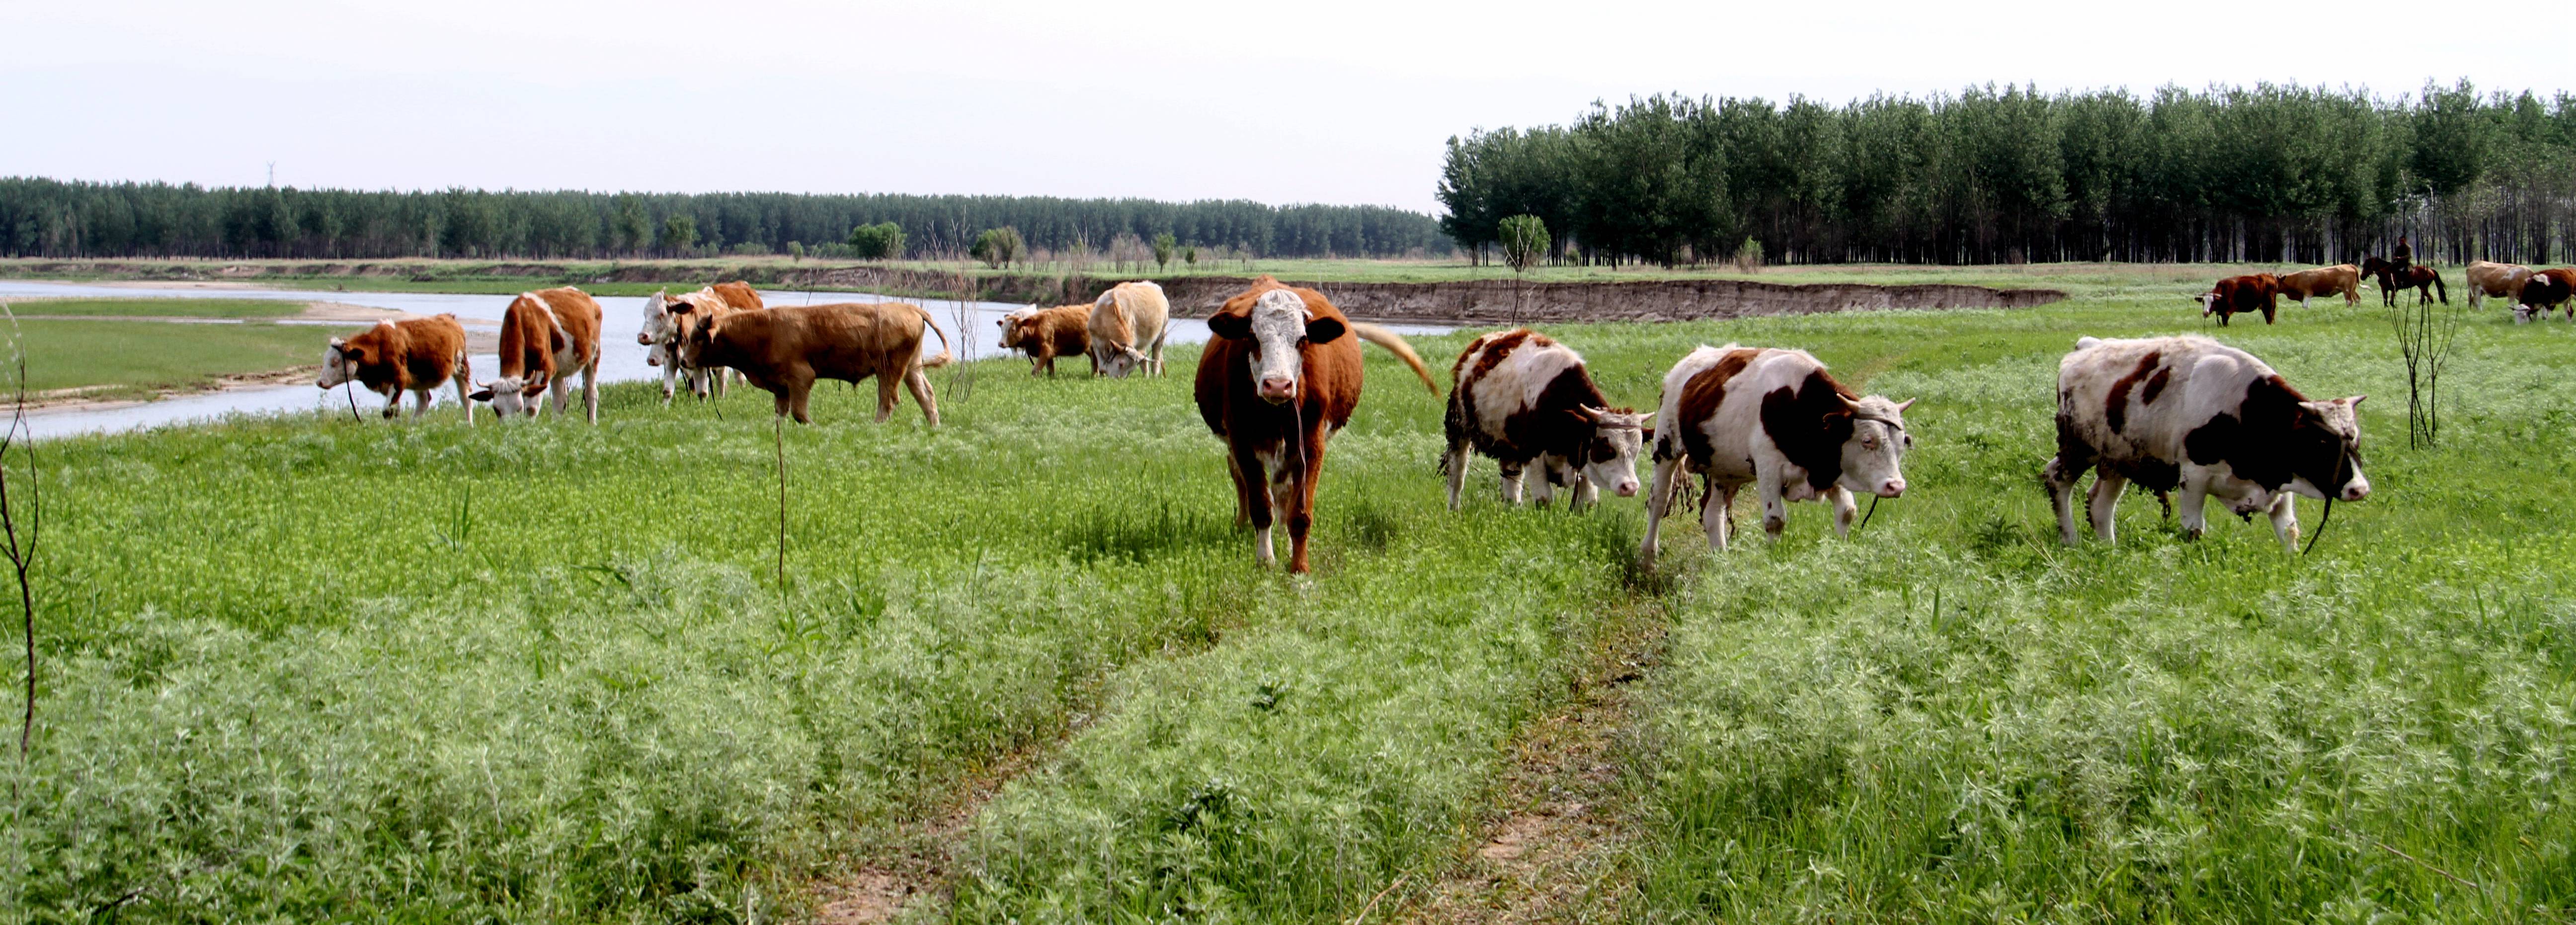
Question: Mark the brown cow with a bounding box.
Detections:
[1194,276,1437,573]
[2520,268,2576,322]
[470,288,603,422]
[2194,274,2281,326]
[681,302,954,424]
[641,281,766,401]
[2465,260,2533,312]
[1000,304,1093,376]
[2275,264,2360,309]
[318,315,474,424]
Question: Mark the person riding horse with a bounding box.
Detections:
[2392,234,2413,272]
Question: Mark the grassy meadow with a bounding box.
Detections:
[4,272,2574,922]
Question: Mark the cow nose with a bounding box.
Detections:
[1258,377,1295,402]
[2341,478,2371,502]
[1614,479,1639,498]
[1879,478,1906,498]
[637,333,651,345]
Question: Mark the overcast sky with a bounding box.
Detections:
[4,0,2566,214]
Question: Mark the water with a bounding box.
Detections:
[0,281,1449,438]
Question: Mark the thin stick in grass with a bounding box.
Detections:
[0,304,38,758]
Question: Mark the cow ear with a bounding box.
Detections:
[469,387,493,402]
[1303,316,1347,344]
[1208,311,1253,340]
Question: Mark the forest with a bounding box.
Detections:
[1437,81,2576,266]
[0,181,1452,261]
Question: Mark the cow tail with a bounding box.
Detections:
[916,306,955,369]
[1348,322,1438,393]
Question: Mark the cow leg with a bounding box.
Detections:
[791,377,819,424]
[2042,456,2085,545]
[378,385,401,420]
[1443,442,1472,511]
[452,372,476,427]
[1753,460,1789,538]
[1639,456,1681,566]
[1572,472,1598,511]
[1715,485,1738,549]
[1227,454,1256,529]
[661,364,679,406]
[873,368,902,423]
[548,375,571,421]
[904,365,941,426]
[2175,468,2213,540]
[582,361,599,424]
[1241,447,1278,566]
[1286,439,1325,574]
[1499,461,1526,505]
[2087,472,2128,542]
[2266,493,2301,553]
[411,388,435,420]
[1829,486,1857,538]
[1149,333,1168,376]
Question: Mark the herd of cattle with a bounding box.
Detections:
[2196,258,2576,324]
[318,273,2391,573]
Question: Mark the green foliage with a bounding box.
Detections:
[1439,82,2576,265]
[2,298,305,319]
[657,214,697,254]
[970,227,1025,268]
[785,240,804,261]
[1152,232,1176,271]
[1732,234,1763,272]
[1498,214,1548,272]
[846,221,906,259]
[1183,245,1198,268]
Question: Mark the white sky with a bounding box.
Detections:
[3,0,2566,214]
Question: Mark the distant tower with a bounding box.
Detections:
[266,162,275,187]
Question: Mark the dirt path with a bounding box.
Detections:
[806,730,1072,924]
[1393,598,1670,925]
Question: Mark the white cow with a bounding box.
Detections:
[1090,281,1171,377]
[1638,344,1913,566]
[1441,328,1650,510]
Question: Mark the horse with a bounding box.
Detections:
[2361,256,2447,307]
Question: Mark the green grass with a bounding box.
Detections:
[14,318,356,398]
[2,297,309,319]
[4,270,2572,922]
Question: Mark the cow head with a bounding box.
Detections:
[1837,396,1916,499]
[318,336,357,389]
[1570,405,1654,497]
[1208,288,1345,403]
[2195,292,2220,317]
[1098,344,1152,378]
[468,375,548,420]
[2284,395,2370,503]
[638,289,673,347]
[1001,309,1038,351]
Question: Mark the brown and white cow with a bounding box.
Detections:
[1637,345,1913,566]
[1442,329,1651,510]
[1001,304,1093,376]
[2465,260,2533,312]
[318,315,474,424]
[2517,268,2576,323]
[1090,281,1171,377]
[470,288,603,422]
[2195,274,2282,325]
[680,302,953,424]
[1194,277,1436,573]
[640,281,765,402]
[2043,336,2368,551]
[2275,264,2361,309]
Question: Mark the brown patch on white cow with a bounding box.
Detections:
[1670,347,1762,462]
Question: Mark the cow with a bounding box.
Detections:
[2275,264,2361,309]
[2516,268,2576,323]
[1441,329,1651,510]
[1090,281,1171,377]
[1195,276,1436,573]
[2465,260,2533,312]
[470,287,603,422]
[318,315,474,424]
[2361,256,2446,308]
[680,302,953,424]
[2194,274,2281,325]
[640,281,765,402]
[1636,344,1914,567]
[2041,335,2368,552]
[1000,304,1093,376]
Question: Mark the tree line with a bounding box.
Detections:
[1438,81,2576,267]
[0,180,1452,261]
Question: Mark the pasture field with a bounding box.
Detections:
[5,275,2575,923]
[7,317,354,399]
[1,298,309,320]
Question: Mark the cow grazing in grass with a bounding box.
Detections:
[1090,281,1171,377]
[471,288,603,422]
[2362,256,2447,308]
[2465,260,2533,312]
[1637,344,1913,567]
[640,281,765,402]
[2275,264,2361,309]
[2195,274,2282,325]
[1441,329,1650,510]
[2042,336,2367,552]
[1195,277,1437,573]
[681,302,953,424]
[1001,304,1093,376]
[2517,268,2576,323]
[319,315,474,424]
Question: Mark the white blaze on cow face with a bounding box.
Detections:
[469,376,541,420]
[318,338,355,389]
[1246,289,1315,404]
[2288,395,2371,503]
[1574,406,1653,497]
[638,290,674,347]
[1837,397,1916,498]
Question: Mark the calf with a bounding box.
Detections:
[318,315,474,424]
[1442,329,1650,510]
[1001,304,1093,376]
[681,302,953,424]
[2517,268,2576,323]
[2042,335,2368,551]
[1090,281,1171,377]
[640,281,765,402]
[1194,276,1437,573]
[470,288,602,422]
[2195,274,2281,325]
[2465,260,2533,312]
[2275,264,2360,309]
[1638,344,1914,566]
